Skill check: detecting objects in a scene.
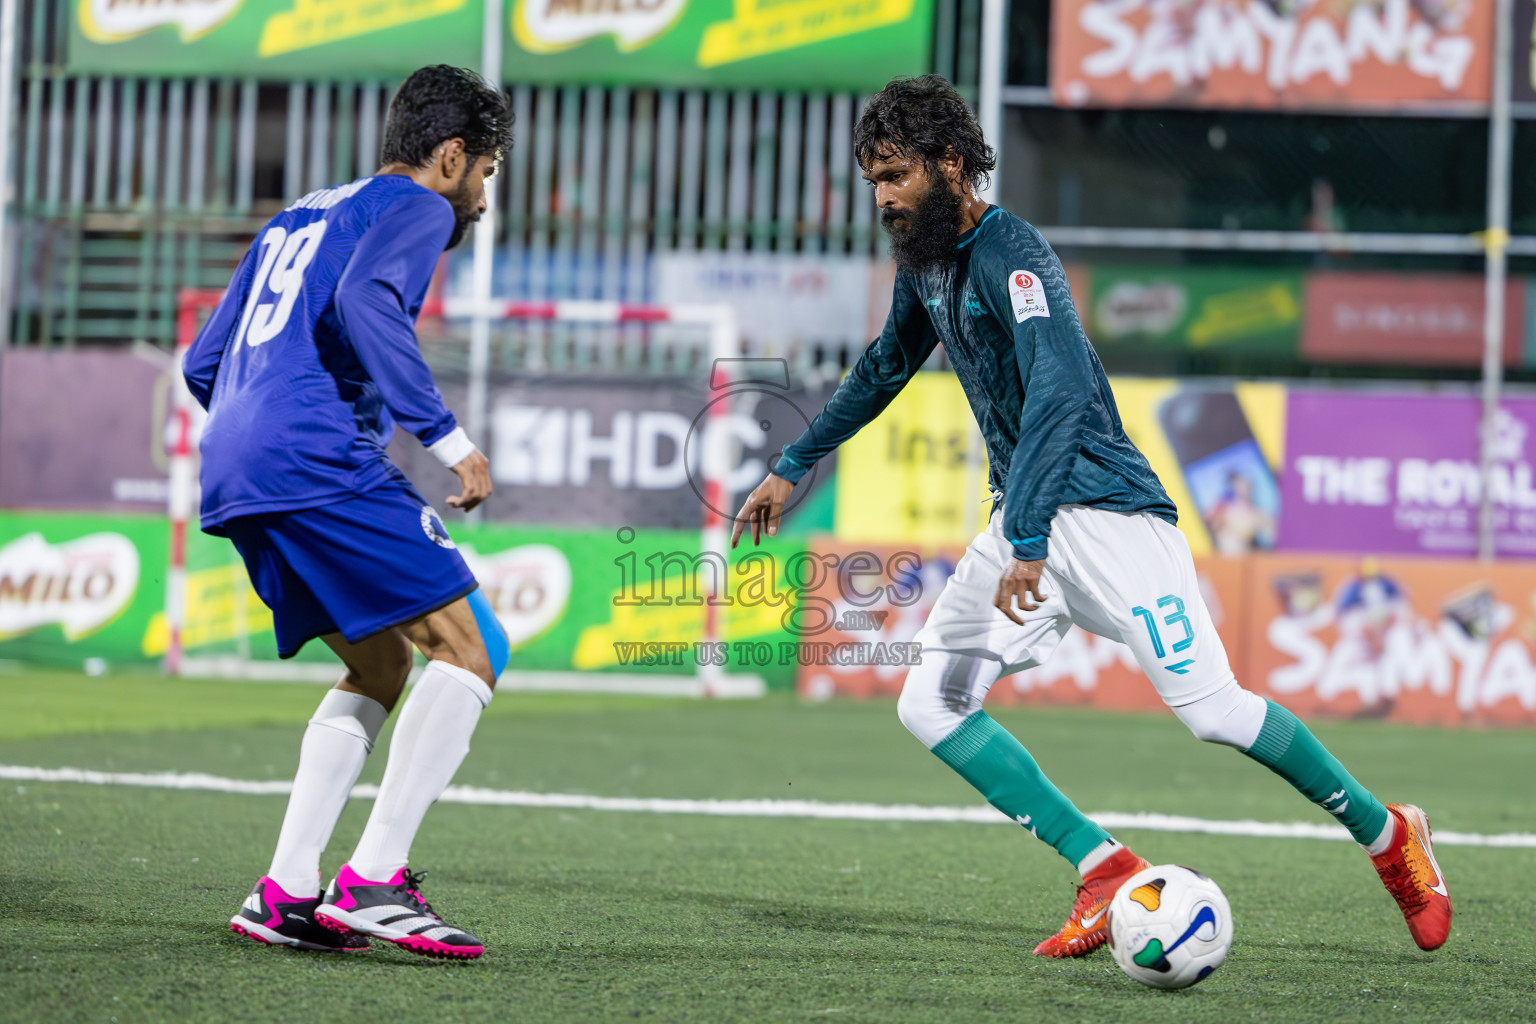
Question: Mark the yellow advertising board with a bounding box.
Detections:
[833,374,992,546]
[833,374,1288,556]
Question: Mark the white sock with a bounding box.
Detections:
[267,688,388,899]
[348,661,492,882]
[1075,838,1124,878]
[1362,810,1400,857]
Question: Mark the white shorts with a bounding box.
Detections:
[911,504,1235,707]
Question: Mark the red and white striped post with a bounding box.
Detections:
[164,292,206,676]
[421,297,741,694]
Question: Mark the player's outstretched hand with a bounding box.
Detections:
[447,450,492,512]
[994,558,1048,625]
[730,473,794,547]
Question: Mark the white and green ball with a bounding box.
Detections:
[1106,864,1232,989]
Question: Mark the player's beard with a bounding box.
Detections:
[444,169,481,250]
[881,176,964,275]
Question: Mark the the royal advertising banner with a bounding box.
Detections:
[798,540,1536,728]
[68,0,932,91]
[1278,392,1536,559]
[1050,0,1494,113]
[1086,267,1303,357]
[1302,272,1525,368]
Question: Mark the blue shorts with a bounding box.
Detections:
[224,481,479,658]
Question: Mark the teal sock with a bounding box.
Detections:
[931,711,1110,866]
[1242,700,1389,844]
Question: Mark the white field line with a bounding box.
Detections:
[3,763,1534,849]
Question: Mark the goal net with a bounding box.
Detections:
[166,288,762,697]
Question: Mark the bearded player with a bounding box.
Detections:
[732,76,1451,957]
[185,66,513,959]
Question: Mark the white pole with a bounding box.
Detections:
[976,0,1005,205]
[970,0,1004,527]
[698,308,738,697]
[0,0,19,350]
[1478,0,1514,562]
[466,0,503,503]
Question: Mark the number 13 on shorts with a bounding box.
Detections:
[1131,595,1196,675]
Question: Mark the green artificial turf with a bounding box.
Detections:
[1,669,1533,1023]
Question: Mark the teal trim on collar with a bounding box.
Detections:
[956,206,1000,249]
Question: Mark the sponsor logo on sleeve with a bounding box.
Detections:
[1008,270,1050,323]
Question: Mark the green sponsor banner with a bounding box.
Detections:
[456,522,804,690]
[69,0,480,79]
[67,0,931,91]
[0,510,166,668]
[1087,266,1304,355]
[504,0,931,90]
[0,511,802,688]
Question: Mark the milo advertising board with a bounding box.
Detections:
[69,0,932,90]
[0,511,803,689]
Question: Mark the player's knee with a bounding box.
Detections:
[897,653,986,749]
[1171,681,1268,749]
[895,682,934,742]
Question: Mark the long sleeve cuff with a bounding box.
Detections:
[771,451,812,484]
[428,426,477,468]
[1007,533,1049,562]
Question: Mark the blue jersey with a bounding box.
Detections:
[184,174,459,533]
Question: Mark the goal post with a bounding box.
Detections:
[424,295,743,697]
[166,289,225,678]
[167,288,752,697]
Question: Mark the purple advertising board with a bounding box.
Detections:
[0,348,171,512]
[1279,391,1536,559]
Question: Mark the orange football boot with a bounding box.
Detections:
[1033,847,1150,958]
[1369,803,1452,951]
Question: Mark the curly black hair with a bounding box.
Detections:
[382,65,514,169]
[853,75,995,191]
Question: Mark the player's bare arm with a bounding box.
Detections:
[730,472,794,546]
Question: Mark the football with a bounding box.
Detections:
[1106,864,1233,990]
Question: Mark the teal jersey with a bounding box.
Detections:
[772,205,1175,561]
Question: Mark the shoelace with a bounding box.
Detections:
[1042,884,1107,953]
[398,869,439,920]
[1380,855,1429,916]
[1399,842,1436,915]
[1068,882,1106,927]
